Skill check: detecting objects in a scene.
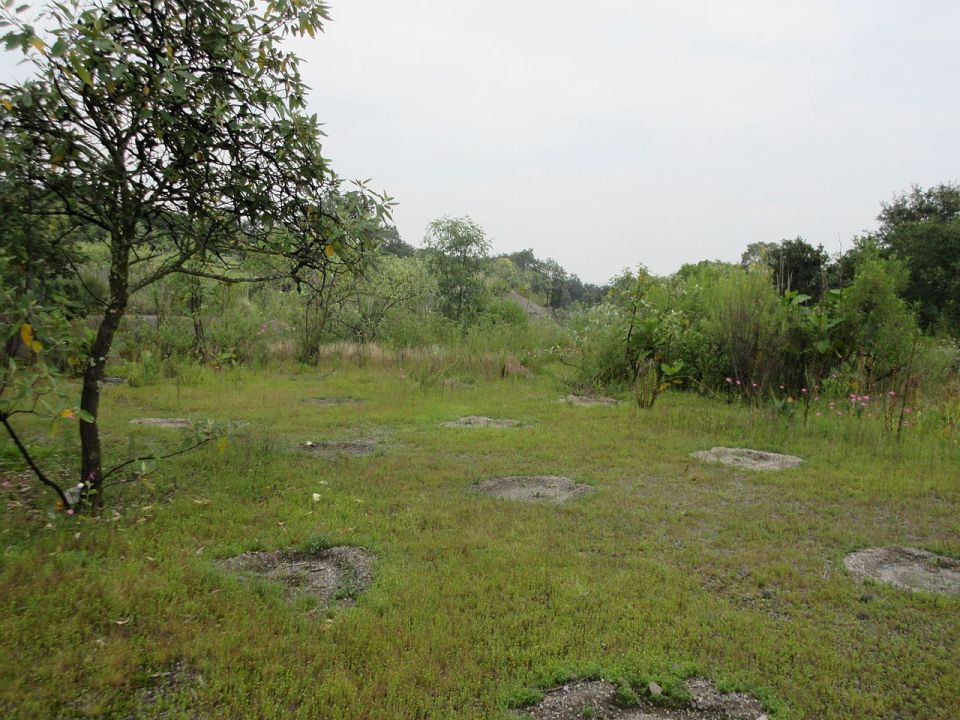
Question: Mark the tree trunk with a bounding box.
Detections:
[188,282,205,360]
[79,237,131,508]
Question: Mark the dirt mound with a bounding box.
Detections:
[299,439,377,457]
[129,418,191,429]
[218,546,374,606]
[691,447,802,471]
[843,546,960,596]
[300,397,365,406]
[524,678,767,720]
[560,394,618,407]
[441,416,521,428]
[473,476,594,504]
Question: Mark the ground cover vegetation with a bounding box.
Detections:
[1,0,959,717]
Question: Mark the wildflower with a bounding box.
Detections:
[888,390,896,397]
[801,388,807,394]
[863,395,870,401]
[904,407,913,414]
[66,508,75,516]
[735,379,741,386]
[816,412,822,417]
[751,382,758,388]
[725,377,732,384]
[779,384,785,390]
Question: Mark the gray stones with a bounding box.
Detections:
[300,397,365,406]
[691,447,802,471]
[298,439,378,457]
[129,417,191,429]
[473,476,594,504]
[218,546,375,607]
[843,546,960,596]
[523,677,767,720]
[560,394,618,407]
[441,416,522,428]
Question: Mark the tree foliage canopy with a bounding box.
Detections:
[0,0,391,507]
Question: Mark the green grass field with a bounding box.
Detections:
[1,364,958,719]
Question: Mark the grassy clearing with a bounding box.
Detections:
[1,363,958,719]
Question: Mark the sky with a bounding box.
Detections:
[287,0,960,283]
[4,1,959,284]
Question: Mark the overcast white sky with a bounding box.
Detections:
[4,1,959,283]
[287,0,960,283]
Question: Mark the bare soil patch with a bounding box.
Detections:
[298,439,378,457]
[218,546,374,607]
[128,660,203,719]
[129,418,191,429]
[300,396,365,406]
[441,415,521,428]
[691,447,802,471]
[524,678,766,720]
[560,394,619,407]
[102,375,128,385]
[473,476,594,504]
[843,546,960,596]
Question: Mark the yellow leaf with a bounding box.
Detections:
[0,99,11,111]
[216,437,228,453]
[20,323,33,345]
[31,340,43,352]
[60,409,75,419]
[29,37,46,55]
[323,244,336,258]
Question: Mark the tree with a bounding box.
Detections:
[0,0,390,508]
[422,216,490,322]
[873,183,960,333]
[741,237,828,298]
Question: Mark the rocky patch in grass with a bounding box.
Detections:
[473,476,594,504]
[441,415,522,428]
[218,546,375,607]
[691,447,802,471]
[127,660,204,719]
[523,678,767,720]
[300,396,365,406]
[843,546,960,596]
[559,394,619,407]
[129,418,191,429]
[298,439,378,457]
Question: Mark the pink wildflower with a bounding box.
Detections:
[66,509,75,516]
[725,377,732,384]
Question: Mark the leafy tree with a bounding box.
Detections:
[0,0,390,507]
[741,237,828,298]
[379,225,416,258]
[422,216,490,322]
[873,183,960,333]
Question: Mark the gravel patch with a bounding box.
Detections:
[129,418,191,429]
[523,678,767,720]
[473,476,595,504]
[441,416,521,428]
[218,546,375,607]
[691,447,802,471]
[559,394,619,406]
[298,439,378,457]
[843,546,960,596]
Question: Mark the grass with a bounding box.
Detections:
[1,362,958,718]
